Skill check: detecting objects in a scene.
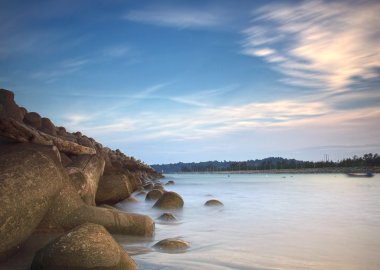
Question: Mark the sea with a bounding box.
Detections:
[116,173,380,270]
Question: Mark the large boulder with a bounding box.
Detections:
[66,154,105,206]
[0,144,66,260]
[31,223,137,270]
[153,191,184,210]
[96,174,133,205]
[0,89,24,121]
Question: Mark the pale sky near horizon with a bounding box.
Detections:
[1,0,379,164]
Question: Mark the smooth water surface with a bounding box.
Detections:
[117,173,380,270]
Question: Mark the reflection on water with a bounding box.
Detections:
[117,173,380,270]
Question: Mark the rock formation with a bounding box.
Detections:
[0,88,162,267]
[31,223,137,270]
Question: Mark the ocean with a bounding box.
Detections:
[117,173,380,270]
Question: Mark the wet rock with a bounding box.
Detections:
[23,112,42,129]
[145,189,163,201]
[157,213,176,221]
[165,180,175,185]
[153,191,184,209]
[136,191,146,196]
[31,223,137,270]
[204,199,224,207]
[153,238,189,251]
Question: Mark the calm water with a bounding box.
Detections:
[116,173,380,270]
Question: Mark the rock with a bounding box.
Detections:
[204,199,224,207]
[23,112,42,129]
[136,191,146,196]
[157,213,176,221]
[38,182,155,237]
[153,183,165,191]
[31,223,137,270]
[0,89,24,121]
[96,174,133,205]
[165,180,175,185]
[66,154,105,206]
[77,135,94,148]
[144,183,153,190]
[59,152,72,167]
[56,126,67,136]
[125,195,138,203]
[145,189,163,201]
[153,191,184,209]
[0,144,66,260]
[40,117,57,136]
[153,238,189,251]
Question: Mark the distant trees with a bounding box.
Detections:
[151,153,380,173]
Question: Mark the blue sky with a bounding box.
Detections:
[1,0,379,164]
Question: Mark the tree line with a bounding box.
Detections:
[151,153,380,173]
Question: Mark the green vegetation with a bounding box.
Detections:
[151,153,380,173]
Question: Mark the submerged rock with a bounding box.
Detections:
[145,189,163,201]
[31,223,137,270]
[153,191,184,209]
[204,199,224,207]
[153,238,189,251]
[157,213,176,221]
[165,180,175,186]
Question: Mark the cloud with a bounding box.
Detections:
[242,0,380,91]
[124,7,224,29]
[29,57,90,83]
[76,98,332,141]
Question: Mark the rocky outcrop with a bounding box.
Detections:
[0,88,162,266]
[153,192,184,209]
[31,223,137,270]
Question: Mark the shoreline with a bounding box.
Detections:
[164,166,380,174]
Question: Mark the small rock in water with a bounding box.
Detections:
[153,191,184,209]
[165,180,175,186]
[204,199,224,207]
[158,213,176,221]
[153,238,189,251]
[145,189,163,201]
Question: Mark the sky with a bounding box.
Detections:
[1,0,379,164]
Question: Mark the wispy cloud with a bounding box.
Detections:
[242,0,380,91]
[124,7,224,29]
[29,57,90,83]
[76,98,332,141]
